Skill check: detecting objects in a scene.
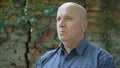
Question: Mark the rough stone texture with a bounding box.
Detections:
[0,0,120,68]
[0,42,26,68]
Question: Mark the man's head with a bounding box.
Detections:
[56,2,88,42]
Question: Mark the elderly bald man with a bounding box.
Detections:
[36,2,115,68]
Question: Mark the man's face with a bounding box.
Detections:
[56,6,86,42]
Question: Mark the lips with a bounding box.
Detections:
[59,31,65,33]
[59,31,64,32]
[59,31,66,35]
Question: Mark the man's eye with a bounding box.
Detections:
[66,17,72,20]
[57,18,60,21]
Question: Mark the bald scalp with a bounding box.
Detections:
[57,2,87,20]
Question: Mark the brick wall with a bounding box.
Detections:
[0,0,120,68]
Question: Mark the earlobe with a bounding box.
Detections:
[84,19,88,28]
[83,19,88,31]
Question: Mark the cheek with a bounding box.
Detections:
[70,24,81,30]
[56,24,59,30]
[70,25,83,34]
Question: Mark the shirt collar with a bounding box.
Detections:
[57,38,89,55]
[57,43,65,54]
[76,38,89,55]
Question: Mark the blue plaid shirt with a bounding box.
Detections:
[36,38,116,68]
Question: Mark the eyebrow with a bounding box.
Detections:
[64,15,72,18]
[57,15,73,18]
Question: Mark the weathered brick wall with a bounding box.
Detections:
[0,0,120,68]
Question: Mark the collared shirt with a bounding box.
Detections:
[36,38,116,68]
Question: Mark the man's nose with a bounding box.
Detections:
[59,19,65,27]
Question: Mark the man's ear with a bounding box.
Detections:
[82,19,88,31]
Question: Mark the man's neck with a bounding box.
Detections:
[62,36,84,54]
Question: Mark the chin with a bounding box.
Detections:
[59,37,68,41]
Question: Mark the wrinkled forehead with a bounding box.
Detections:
[57,3,79,14]
[58,2,78,10]
[57,3,86,18]
[57,6,79,18]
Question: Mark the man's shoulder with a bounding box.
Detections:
[36,49,57,66]
[41,49,57,60]
[44,49,57,56]
[88,43,113,58]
